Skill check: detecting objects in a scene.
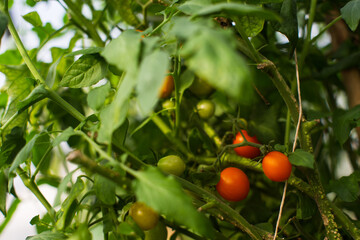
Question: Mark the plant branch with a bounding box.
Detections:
[16,167,56,222]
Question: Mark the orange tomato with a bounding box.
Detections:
[216,167,250,201]
[159,75,174,99]
[233,130,261,158]
[262,151,292,182]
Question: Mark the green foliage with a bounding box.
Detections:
[341,0,360,31]
[1,0,360,239]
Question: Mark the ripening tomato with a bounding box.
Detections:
[159,75,174,99]
[157,155,186,176]
[129,202,159,230]
[262,151,292,182]
[233,130,261,159]
[216,167,250,201]
[196,99,215,119]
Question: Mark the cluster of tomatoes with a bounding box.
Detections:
[128,76,292,235]
[217,130,293,202]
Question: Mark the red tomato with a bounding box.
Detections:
[262,151,292,182]
[159,75,174,99]
[216,167,250,201]
[233,130,261,158]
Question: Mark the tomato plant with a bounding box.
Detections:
[196,99,215,119]
[129,202,160,231]
[157,155,186,176]
[216,167,250,201]
[233,130,261,159]
[1,0,360,239]
[262,151,292,182]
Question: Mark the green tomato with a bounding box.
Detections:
[129,202,159,231]
[144,221,168,240]
[157,155,186,176]
[162,99,175,110]
[196,100,215,119]
[189,78,213,97]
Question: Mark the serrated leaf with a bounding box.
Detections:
[328,173,360,202]
[0,127,26,168]
[288,149,314,169]
[101,30,141,72]
[172,18,253,103]
[22,11,42,27]
[17,84,49,113]
[178,0,211,15]
[0,50,22,65]
[87,81,111,111]
[26,231,67,240]
[136,50,169,115]
[132,167,214,238]
[193,3,281,21]
[60,54,108,88]
[94,174,116,205]
[9,134,39,174]
[341,0,360,31]
[333,105,360,145]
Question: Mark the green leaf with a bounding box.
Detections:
[112,118,129,147]
[54,170,76,206]
[9,134,39,174]
[0,11,8,42]
[172,18,253,103]
[107,0,141,27]
[328,173,360,202]
[32,134,51,172]
[94,174,116,205]
[288,149,314,169]
[132,167,214,238]
[17,84,49,113]
[56,177,85,230]
[26,231,67,240]
[0,50,22,65]
[193,3,281,21]
[60,54,108,88]
[296,193,316,220]
[332,105,360,145]
[46,55,62,88]
[52,127,75,147]
[68,223,93,240]
[136,50,169,115]
[101,30,141,72]
[32,22,55,43]
[270,0,298,50]
[178,0,211,15]
[0,170,7,216]
[66,47,104,57]
[97,72,135,144]
[237,16,264,37]
[341,0,360,31]
[22,11,43,27]
[87,81,111,111]
[0,128,26,168]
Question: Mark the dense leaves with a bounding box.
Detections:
[1,0,360,239]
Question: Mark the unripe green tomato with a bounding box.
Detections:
[144,221,167,240]
[189,78,213,97]
[196,100,215,119]
[162,100,175,110]
[157,155,186,176]
[129,202,159,231]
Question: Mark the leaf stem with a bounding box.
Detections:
[310,15,342,44]
[16,167,56,222]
